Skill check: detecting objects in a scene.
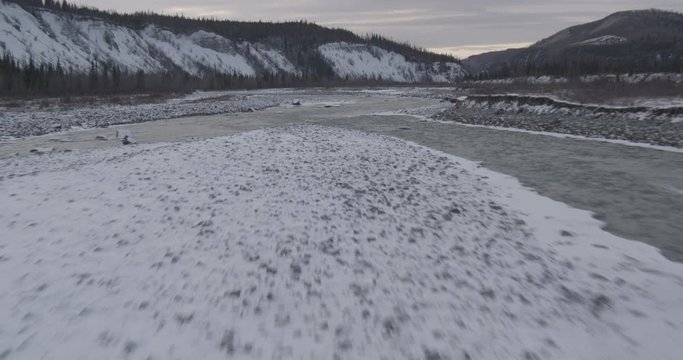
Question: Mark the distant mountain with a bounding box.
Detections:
[463,9,683,78]
[0,0,465,88]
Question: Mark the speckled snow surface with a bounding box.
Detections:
[1,126,682,360]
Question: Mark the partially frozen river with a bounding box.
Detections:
[2,93,682,261]
[3,92,683,359]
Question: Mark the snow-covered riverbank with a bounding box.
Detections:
[435,95,683,148]
[0,87,455,141]
[0,94,289,140]
[1,126,682,360]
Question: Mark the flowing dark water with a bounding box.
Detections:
[325,116,683,262]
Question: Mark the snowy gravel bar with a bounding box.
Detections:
[1,126,682,360]
[0,94,293,140]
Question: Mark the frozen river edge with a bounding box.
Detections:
[2,91,682,263]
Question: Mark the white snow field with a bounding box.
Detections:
[1,126,682,360]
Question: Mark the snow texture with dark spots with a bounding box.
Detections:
[1,125,682,360]
[0,94,289,139]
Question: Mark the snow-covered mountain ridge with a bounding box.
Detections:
[0,1,465,82]
[319,42,466,83]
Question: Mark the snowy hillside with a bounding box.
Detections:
[319,42,466,83]
[575,35,628,46]
[463,9,683,77]
[0,1,295,76]
[0,1,464,82]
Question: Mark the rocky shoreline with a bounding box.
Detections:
[0,94,301,140]
[435,95,683,148]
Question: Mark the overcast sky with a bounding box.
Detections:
[72,0,683,58]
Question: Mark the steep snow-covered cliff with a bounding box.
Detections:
[0,1,465,82]
[318,42,466,83]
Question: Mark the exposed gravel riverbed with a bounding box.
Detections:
[435,95,683,148]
